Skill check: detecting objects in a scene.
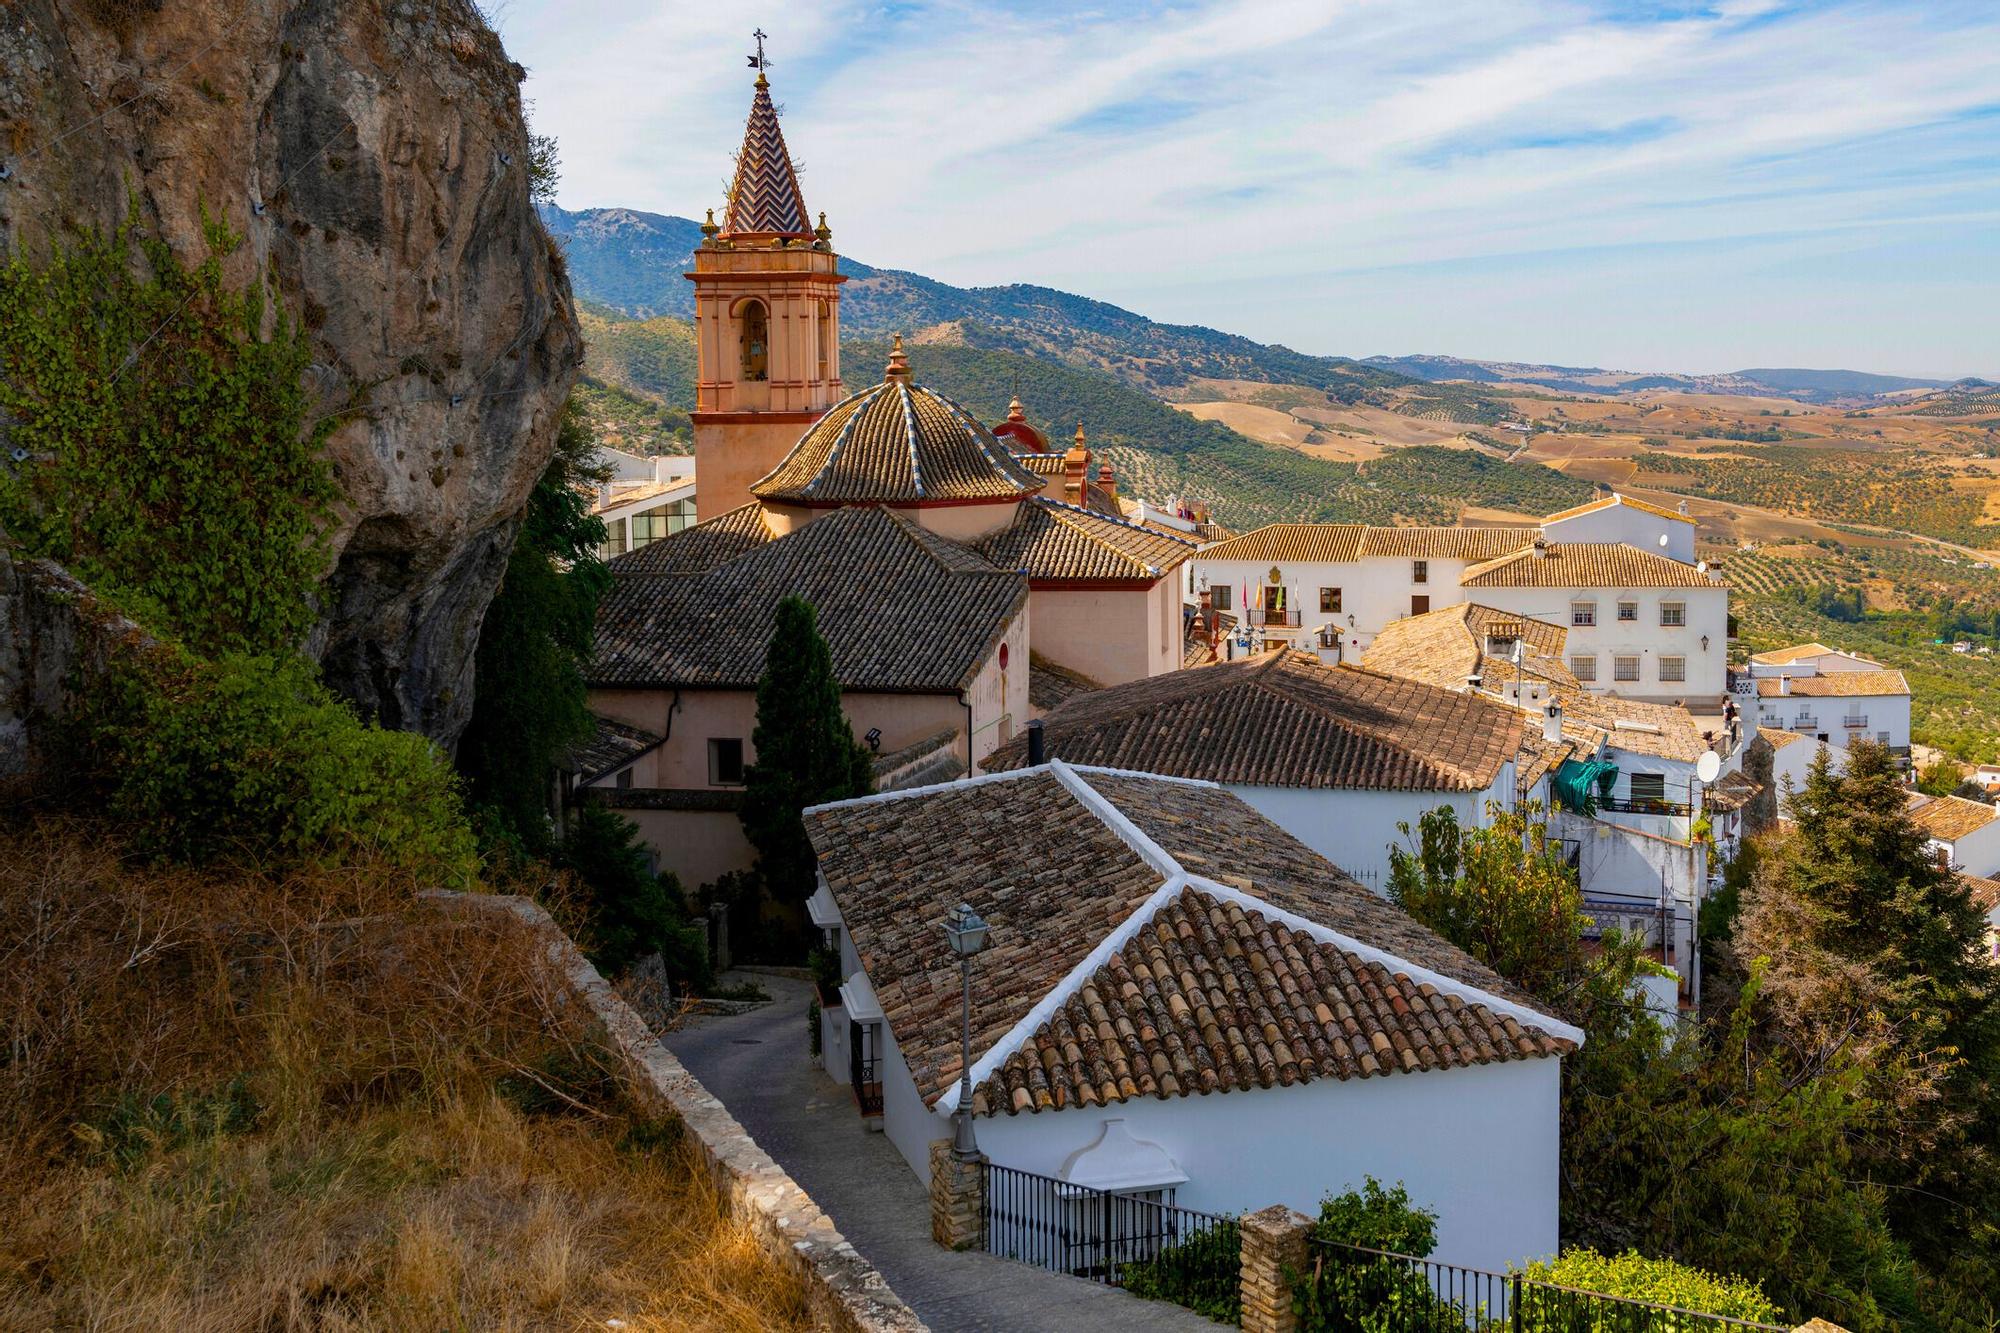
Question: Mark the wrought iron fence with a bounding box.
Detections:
[983,1162,1239,1318]
[1296,1241,1788,1333]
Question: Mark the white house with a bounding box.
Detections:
[1741,643,1911,767]
[1907,792,2000,878]
[1186,500,1728,708]
[593,447,697,560]
[803,761,1581,1273]
[981,649,1527,892]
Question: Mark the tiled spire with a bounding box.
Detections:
[721,71,813,238]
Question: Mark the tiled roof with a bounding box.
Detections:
[1517,733,1579,800]
[1544,494,1694,525]
[1704,769,1762,813]
[977,498,1196,583]
[1555,689,1710,762]
[590,504,1025,692]
[1028,653,1101,711]
[984,651,1524,792]
[563,715,664,784]
[1014,453,1066,477]
[804,764,1576,1115]
[1762,728,1808,750]
[1200,523,1366,564]
[1363,604,1574,693]
[1755,670,1909,698]
[609,502,774,575]
[1908,792,1999,843]
[1964,874,2000,914]
[1748,642,1841,666]
[1198,523,1538,566]
[753,353,1042,506]
[719,75,812,238]
[1359,527,1541,560]
[1462,543,1723,589]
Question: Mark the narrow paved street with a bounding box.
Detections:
[663,974,1221,1333]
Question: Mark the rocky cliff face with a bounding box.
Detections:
[0,0,580,743]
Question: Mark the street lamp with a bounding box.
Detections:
[942,902,992,1160]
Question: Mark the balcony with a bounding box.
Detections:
[1596,795,1693,818]
[1790,717,1819,732]
[1843,715,1869,730]
[1248,607,1301,628]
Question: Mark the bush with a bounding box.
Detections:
[1292,1180,1452,1332]
[1119,1221,1243,1323]
[1520,1249,1781,1325]
[558,800,708,984]
[79,650,477,883]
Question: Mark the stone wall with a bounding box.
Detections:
[432,892,926,1333]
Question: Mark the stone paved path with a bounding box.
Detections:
[664,973,1221,1333]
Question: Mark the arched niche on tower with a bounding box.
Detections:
[731,296,770,382]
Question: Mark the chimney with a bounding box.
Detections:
[1027,718,1047,766]
[1063,424,1090,506]
[1532,534,1549,559]
[1780,676,1790,696]
[1543,702,1563,744]
[1097,461,1118,504]
[1677,499,1689,515]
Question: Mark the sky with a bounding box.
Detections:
[488,1,2000,380]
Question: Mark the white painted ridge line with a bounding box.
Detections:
[1049,759,1185,880]
[806,763,1047,814]
[1186,874,1587,1049]
[934,874,1186,1117]
[1063,762,1218,791]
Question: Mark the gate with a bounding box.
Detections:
[983,1161,1237,1289]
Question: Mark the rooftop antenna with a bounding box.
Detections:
[749,28,771,76]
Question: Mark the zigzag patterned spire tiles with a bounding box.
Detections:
[722,79,810,236]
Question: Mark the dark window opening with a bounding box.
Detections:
[709,737,746,786]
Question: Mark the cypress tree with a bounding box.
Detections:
[740,595,873,903]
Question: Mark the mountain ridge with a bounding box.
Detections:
[542,203,1965,405]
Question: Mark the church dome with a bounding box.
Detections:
[752,338,1044,506]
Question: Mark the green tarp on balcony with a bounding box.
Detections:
[1553,759,1618,815]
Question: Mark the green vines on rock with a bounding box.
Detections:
[0,201,337,656]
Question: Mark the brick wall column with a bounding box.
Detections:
[1239,1204,1313,1333]
[929,1139,986,1250]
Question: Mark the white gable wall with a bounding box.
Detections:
[971,1056,1562,1273]
[1229,773,1512,894]
[1542,502,1695,562]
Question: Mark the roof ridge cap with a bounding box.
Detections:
[1184,875,1584,1047]
[1037,495,1198,546]
[1256,659,1495,789]
[935,872,1187,1116]
[1038,503,1154,578]
[1049,759,1186,880]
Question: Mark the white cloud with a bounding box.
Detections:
[496,0,2000,376]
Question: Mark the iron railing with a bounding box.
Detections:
[849,1032,881,1116]
[1842,715,1869,729]
[1297,1241,1788,1333]
[1250,607,1302,628]
[1595,795,1693,817]
[983,1162,1238,1302]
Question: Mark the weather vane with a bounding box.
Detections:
[748,28,771,74]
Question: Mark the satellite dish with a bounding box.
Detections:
[1696,751,1722,784]
[1658,533,1669,548]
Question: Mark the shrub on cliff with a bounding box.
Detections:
[0,202,336,657]
[79,649,476,884]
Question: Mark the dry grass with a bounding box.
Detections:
[0,818,810,1331]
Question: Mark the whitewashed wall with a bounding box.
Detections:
[1541,503,1695,563]
[1230,779,1509,894]
[972,1057,1565,1273]
[1468,586,1728,704]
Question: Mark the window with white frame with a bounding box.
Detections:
[1629,772,1666,803]
[1570,653,1598,681]
[1614,655,1641,682]
[1660,602,1686,627]
[1659,656,1686,682]
[1571,602,1596,627]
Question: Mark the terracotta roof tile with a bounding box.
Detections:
[563,716,664,784]
[1748,642,1841,666]
[804,766,1574,1115]
[1363,604,1574,693]
[753,367,1042,506]
[1359,527,1541,560]
[590,505,1025,692]
[609,502,774,575]
[1908,792,1999,842]
[1199,523,1540,565]
[985,651,1524,791]
[1462,543,1722,589]
[1200,523,1367,564]
[1028,653,1101,711]
[1555,690,1709,762]
[977,498,1196,583]
[1755,670,1909,698]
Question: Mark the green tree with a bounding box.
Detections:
[1736,740,2000,1299]
[739,596,873,905]
[458,400,610,848]
[1916,758,1966,796]
[1388,803,1587,998]
[0,203,336,655]
[556,800,707,984]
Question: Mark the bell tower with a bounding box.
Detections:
[687,36,844,517]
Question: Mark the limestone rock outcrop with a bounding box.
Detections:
[0,0,580,743]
